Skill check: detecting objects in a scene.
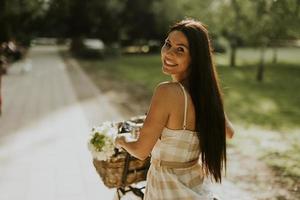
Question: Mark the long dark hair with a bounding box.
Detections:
[169,19,226,183]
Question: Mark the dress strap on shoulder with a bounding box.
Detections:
[178,82,187,130]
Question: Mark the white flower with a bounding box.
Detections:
[87,122,118,161]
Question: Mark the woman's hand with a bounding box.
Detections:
[225,119,234,139]
[224,113,234,139]
[114,135,126,148]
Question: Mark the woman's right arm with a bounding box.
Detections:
[115,83,172,160]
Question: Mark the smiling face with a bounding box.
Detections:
[161,30,191,81]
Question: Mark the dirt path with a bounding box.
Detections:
[66,54,298,200]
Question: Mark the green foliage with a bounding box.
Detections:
[121,0,158,42]
[216,0,300,46]
[220,63,300,129]
[90,132,106,151]
[151,0,219,39]
[3,0,298,48]
[80,54,166,91]
[42,0,71,37]
[0,0,45,43]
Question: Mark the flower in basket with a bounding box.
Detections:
[87,122,118,161]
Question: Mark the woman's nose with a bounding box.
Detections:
[164,47,175,57]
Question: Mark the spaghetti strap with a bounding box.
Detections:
[178,82,187,130]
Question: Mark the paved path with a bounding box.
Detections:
[0,46,124,200]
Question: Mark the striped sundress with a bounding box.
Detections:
[144,83,217,200]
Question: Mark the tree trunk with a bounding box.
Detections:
[272,47,277,64]
[230,44,237,67]
[70,36,84,53]
[256,46,265,82]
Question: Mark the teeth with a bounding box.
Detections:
[165,60,176,65]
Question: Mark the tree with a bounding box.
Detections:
[119,0,158,44]
[44,0,126,47]
[91,0,125,45]
[41,0,70,38]
[0,0,9,42]
[214,0,253,67]
[213,0,299,81]
[247,0,300,81]
[268,0,300,64]
[0,0,45,44]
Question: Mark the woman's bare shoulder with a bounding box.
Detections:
[149,82,181,113]
[150,82,180,106]
[155,81,181,94]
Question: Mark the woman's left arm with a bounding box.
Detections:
[115,84,171,160]
[225,114,234,139]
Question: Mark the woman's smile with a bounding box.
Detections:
[163,59,178,67]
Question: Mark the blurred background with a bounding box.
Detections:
[0,0,299,200]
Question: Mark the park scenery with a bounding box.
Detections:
[0,1,299,200]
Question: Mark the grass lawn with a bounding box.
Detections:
[76,47,300,194]
[79,47,300,131]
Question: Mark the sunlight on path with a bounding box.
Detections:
[0,104,116,200]
[0,46,120,200]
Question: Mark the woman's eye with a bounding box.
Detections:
[164,42,171,48]
[177,47,184,52]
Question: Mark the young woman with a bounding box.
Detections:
[115,18,234,200]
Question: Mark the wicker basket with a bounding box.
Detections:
[93,152,150,188]
[92,115,150,188]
